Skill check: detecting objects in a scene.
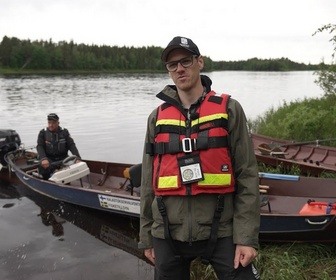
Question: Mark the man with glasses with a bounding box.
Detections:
[139,36,260,280]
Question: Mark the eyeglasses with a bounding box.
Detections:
[165,55,198,72]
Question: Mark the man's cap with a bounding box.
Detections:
[47,113,59,121]
[161,36,201,62]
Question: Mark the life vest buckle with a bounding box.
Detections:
[182,138,195,153]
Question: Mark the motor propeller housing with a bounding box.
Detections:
[0,129,21,166]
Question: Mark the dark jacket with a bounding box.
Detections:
[36,127,81,162]
[139,75,260,249]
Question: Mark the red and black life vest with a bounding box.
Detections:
[148,91,235,196]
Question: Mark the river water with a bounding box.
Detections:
[0,71,324,279]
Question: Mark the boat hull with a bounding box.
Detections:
[251,133,336,175]
[260,214,336,243]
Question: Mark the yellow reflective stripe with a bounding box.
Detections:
[198,173,232,186]
[158,174,232,188]
[156,114,228,128]
[156,119,186,127]
[191,113,228,127]
[158,176,178,189]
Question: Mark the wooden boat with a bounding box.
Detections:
[251,133,336,175]
[4,148,336,243]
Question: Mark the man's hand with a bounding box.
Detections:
[234,245,257,269]
[41,159,49,169]
[144,248,155,264]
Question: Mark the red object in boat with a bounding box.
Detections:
[299,201,336,215]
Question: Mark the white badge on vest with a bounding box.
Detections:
[177,153,204,184]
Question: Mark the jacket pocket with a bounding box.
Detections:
[152,196,184,225]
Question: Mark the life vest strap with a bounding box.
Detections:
[201,194,225,265]
[156,196,181,259]
[147,136,229,155]
[155,124,186,136]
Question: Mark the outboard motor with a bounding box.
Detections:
[0,129,21,166]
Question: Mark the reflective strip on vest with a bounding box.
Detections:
[156,119,186,127]
[157,173,232,189]
[198,173,232,186]
[156,114,228,128]
[158,175,178,189]
[191,113,228,127]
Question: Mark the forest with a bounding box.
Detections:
[0,36,320,73]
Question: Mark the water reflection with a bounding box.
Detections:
[0,179,21,200]
[38,209,65,238]
[0,173,153,279]
[25,183,145,260]
[0,176,22,209]
[8,178,145,257]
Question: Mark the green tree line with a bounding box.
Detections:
[0,36,320,72]
[213,57,317,71]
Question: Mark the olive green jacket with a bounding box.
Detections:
[139,77,260,249]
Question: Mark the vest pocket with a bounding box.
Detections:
[58,139,67,154]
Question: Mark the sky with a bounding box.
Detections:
[0,0,335,64]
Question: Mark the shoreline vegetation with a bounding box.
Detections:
[0,36,326,75]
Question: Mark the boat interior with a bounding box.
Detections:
[252,133,336,174]
[7,150,141,197]
[259,174,336,216]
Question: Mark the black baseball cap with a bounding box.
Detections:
[47,113,59,121]
[161,36,201,62]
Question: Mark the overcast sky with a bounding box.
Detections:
[1,0,335,64]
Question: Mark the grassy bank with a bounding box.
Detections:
[250,94,336,147]
[189,243,336,279]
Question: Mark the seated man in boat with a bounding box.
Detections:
[36,113,81,180]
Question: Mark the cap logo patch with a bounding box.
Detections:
[180,37,189,47]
